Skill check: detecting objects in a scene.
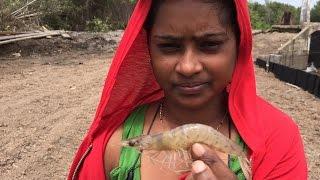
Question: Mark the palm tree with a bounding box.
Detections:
[265,0,271,24]
[300,0,311,23]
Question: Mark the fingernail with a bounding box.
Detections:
[193,143,205,157]
[192,160,206,174]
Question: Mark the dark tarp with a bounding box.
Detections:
[255,58,319,98]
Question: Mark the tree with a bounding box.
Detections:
[311,1,320,22]
[249,2,270,29]
[248,2,300,29]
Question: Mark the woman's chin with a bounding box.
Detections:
[170,93,219,110]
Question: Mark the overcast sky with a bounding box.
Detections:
[250,0,318,7]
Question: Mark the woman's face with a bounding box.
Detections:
[149,0,237,108]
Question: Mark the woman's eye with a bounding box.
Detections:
[157,43,182,53]
[199,41,222,52]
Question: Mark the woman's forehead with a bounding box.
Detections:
[151,0,229,36]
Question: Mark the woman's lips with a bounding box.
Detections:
[175,82,209,95]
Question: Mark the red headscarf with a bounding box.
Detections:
[68,0,307,179]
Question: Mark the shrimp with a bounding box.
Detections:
[122,123,252,180]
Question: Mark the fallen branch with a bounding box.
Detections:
[0,32,43,41]
[285,83,301,90]
[11,0,38,17]
[252,29,273,36]
[0,32,61,46]
[253,30,263,35]
[16,12,41,19]
[0,32,28,36]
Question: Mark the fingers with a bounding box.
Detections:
[185,160,218,180]
[190,143,237,180]
[192,160,217,180]
[191,143,224,167]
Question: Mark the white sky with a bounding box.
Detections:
[250,0,318,7]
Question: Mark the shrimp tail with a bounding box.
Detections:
[238,156,252,180]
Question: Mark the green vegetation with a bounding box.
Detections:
[0,0,317,32]
[249,1,301,29]
[311,1,320,22]
[0,0,134,31]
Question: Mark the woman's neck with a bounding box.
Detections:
[162,93,228,128]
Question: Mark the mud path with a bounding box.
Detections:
[0,52,111,179]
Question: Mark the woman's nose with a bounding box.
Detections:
[175,48,203,77]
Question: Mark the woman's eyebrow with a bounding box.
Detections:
[196,32,227,39]
[153,35,183,41]
[153,32,227,41]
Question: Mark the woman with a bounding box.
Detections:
[68,0,307,180]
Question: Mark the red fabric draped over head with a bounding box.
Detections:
[68,0,307,179]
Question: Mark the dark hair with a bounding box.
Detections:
[145,0,240,41]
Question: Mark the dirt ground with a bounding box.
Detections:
[0,32,319,179]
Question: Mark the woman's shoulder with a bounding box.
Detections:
[104,121,123,176]
[104,103,158,175]
[104,105,145,173]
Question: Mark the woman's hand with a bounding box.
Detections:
[186,143,237,180]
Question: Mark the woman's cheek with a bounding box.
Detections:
[151,60,171,89]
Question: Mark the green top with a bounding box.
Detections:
[109,105,246,180]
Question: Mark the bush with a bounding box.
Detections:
[85,17,110,32]
[249,2,300,30]
[0,0,134,31]
[249,2,270,29]
[0,0,35,31]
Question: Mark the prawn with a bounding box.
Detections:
[122,123,252,180]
